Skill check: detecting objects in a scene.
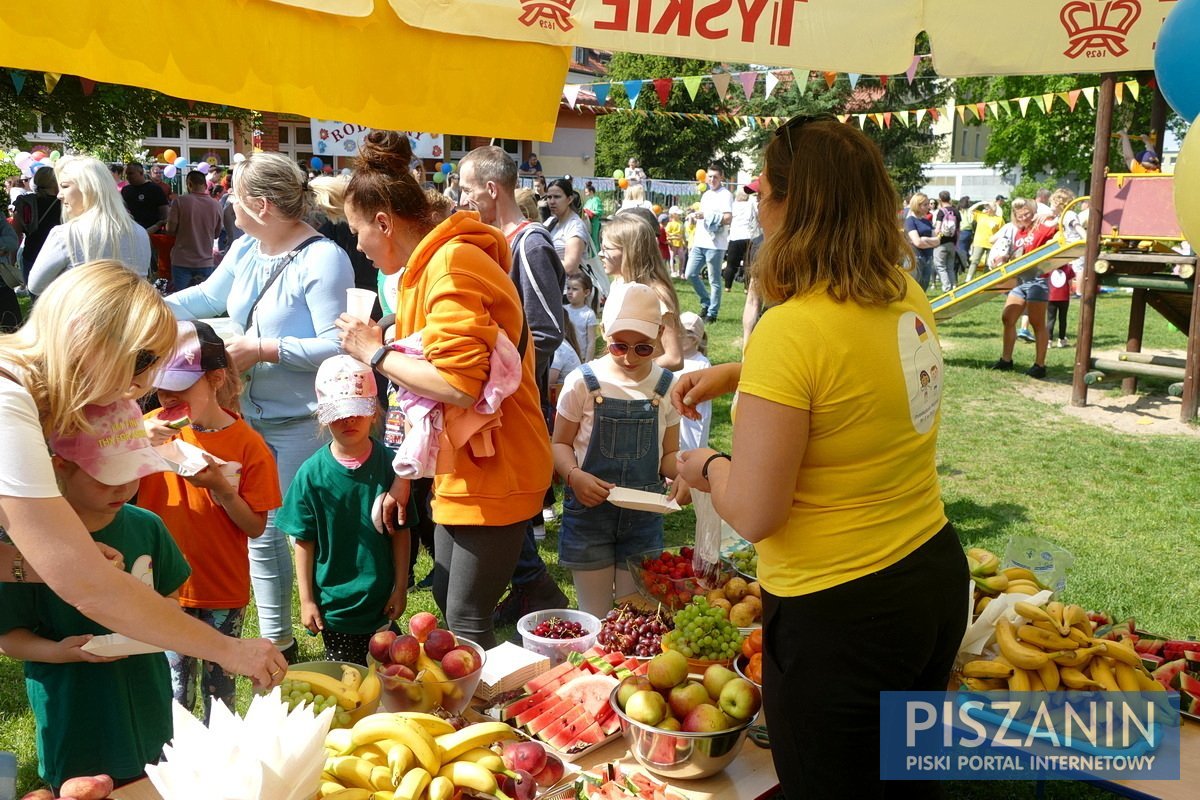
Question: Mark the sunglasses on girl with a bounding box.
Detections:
[775,113,836,152]
[134,349,159,375]
[608,341,656,358]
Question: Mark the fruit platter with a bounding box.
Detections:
[575,762,688,800]
[367,611,487,715]
[627,547,732,611]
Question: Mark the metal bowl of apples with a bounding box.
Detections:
[607,651,761,779]
[370,612,487,714]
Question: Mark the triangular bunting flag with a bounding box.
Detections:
[593,83,610,107]
[653,78,673,107]
[80,77,96,96]
[793,69,809,96]
[999,99,1012,116]
[946,99,955,120]
[623,80,643,108]
[682,75,704,101]
[765,71,780,100]
[823,71,837,89]
[1114,82,1125,103]
[712,72,732,100]
[929,107,940,122]
[975,102,986,121]
[882,112,893,128]
[856,113,867,128]
[1066,90,1080,111]
[1082,86,1095,108]
[10,70,25,94]
[956,105,967,123]
[848,73,861,90]
[836,114,849,124]
[896,110,910,127]
[1033,95,1047,114]
[738,71,757,100]
[906,55,920,85]
[880,75,889,87]
[187,100,195,110]
[1126,80,1140,101]
[1017,96,1031,116]
[988,101,1000,119]
[43,72,60,94]
[915,108,928,126]
[563,84,582,109]
[1042,92,1055,112]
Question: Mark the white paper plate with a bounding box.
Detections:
[82,633,164,658]
[606,487,680,514]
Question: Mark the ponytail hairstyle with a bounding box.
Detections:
[565,271,598,313]
[346,131,444,235]
[232,152,314,222]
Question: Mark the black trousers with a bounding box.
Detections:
[1047,299,1070,339]
[722,238,752,290]
[761,522,968,799]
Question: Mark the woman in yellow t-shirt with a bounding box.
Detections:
[673,117,968,797]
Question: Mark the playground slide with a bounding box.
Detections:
[929,238,1085,322]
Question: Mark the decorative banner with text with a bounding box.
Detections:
[311,121,445,160]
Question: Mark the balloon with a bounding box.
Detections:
[175,157,188,168]
[163,165,178,179]
[449,161,457,173]
[652,204,663,215]
[341,167,351,176]
[310,156,323,170]
[613,169,625,180]
[14,154,32,170]
[441,162,452,174]
[233,153,247,164]
[196,162,211,174]
[1172,123,1200,244]
[434,161,443,172]
[696,169,707,182]
[1155,0,1200,121]
[432,171,446,184]
[30,161,50,172]
[697,182,707,193]
[31,151,46,161]
[618,178,629,189]
[162,149,178,164]
[49,150,60,162]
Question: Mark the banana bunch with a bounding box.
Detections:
[967,548,1052,619]
[316,714,520,799]
[284,661,383,729]
[960,601,1168,694]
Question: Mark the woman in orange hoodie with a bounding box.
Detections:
[336,132,552,648]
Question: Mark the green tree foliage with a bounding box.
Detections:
[952,74,1157,180]
[595,54,740,181]
[0,76,251,161]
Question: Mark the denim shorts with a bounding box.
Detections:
[1010,276,1049,303]
[559,487,664,570]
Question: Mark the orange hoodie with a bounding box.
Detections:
[396,211,552,526]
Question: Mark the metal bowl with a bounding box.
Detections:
[607,686,758,779]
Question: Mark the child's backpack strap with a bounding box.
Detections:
[649,367,674,407]
[580,364,604,405]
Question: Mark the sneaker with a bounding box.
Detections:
[989,358,1015,371]
[1017,328,1035,342]
[1025,364,1047,379]
[280,639,300,665]
[541,507,556,523]
[706,315,718,324]
[1058,338,1070,348]
[532,524,546,541]
[493,572,569,626]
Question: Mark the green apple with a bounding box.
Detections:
[702,663,739,701]
[681,702,727,732]
[718,677,762,720]
[625,689,669,727]
[616,675,654,710]
[657,715,682,731]
[647,649,689,691]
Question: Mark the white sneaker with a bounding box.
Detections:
[541,507,556,523]
[533,524,546,541]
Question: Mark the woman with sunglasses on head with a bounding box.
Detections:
[164,152,354,662]
[552,282,687,618]
[0,261,287,689]
[672,117,967,797]
[544,177,591,277]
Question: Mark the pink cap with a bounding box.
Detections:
[50,400,175,485]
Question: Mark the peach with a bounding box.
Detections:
[389,634,421,669]
[408,611,439,643]
[58,775,114,800]
[441,645,482,679]
[368,630,398,663]
[423,628,457,660]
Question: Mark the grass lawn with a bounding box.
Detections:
[1,279,1195,797]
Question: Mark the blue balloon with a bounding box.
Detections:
[1155,0,1200,121]
[310,156,323,170]
[174,157,188,168]
[441,162,452,174]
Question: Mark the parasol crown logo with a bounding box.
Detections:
[519,0,576,32]
[1060,0,1141,59]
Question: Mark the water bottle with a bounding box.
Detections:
[0,750,16,800]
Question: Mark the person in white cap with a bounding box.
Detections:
[552,283,688,618]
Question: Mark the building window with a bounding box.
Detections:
[160,119,181,139]
[279,126,290,144]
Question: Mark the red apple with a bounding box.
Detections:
[531,753,565,787]
[667,680,711,719]
[388,634,420,669]
[616,675,653,709]
[440,645,482,679]
[681,703,727,732]
[423,628,457,660]
[408,611,439,643]
[368,630,398,664]
[647,649,688,691]
[379,662,417,690]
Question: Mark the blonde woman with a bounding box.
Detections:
[167,152,354,660]
[902,192,938,291]
[600,214,684,370]
[0,261,285,688]
[28,156,152,293]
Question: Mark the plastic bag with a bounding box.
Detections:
[690,491,724,588]
[1003,536,1074,594]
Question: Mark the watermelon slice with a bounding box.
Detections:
[1162,640,1200,661]
[1152,658,1187,691]
[527,697,578,736]
[598,706,622,736]
[157,403,192,429]
[526,660,580,694]
[569,718,606,747]
[556,673,619,717]
[504,690,554,724]
[1140,652,1165,671]
[544,707,594,751]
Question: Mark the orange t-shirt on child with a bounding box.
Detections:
[137,415,281,609]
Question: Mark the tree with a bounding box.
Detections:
[595,54,741,181]
[952,74,1160,181]
[0,76,252,161]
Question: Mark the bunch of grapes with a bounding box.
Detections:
[660,597,744,661]
[597,603,673,657]
[531,616,588,639]
[728,546,758,578]
[279,678,353,727]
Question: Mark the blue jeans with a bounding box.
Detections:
[166,606,245,724]
[248,415,328,645]
[685,246,725,318]
[911,248,934,291]
[172,265,215,290]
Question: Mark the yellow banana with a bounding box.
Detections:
[1095,638,1141,667]
[1016,624,1078,651]
[1046,601,1066,629]
[1089,658,1120,691]
[395,767,432,800]
[1008,668,1032,691]
[972,574,1009,594]
[1014,602,1068,635]
[387,742,416,786]
[1134,668,1167,693]
[356,744,387,767]
[1063,605,1090,629]
[435,722,520,763]
[1003,567,1041,584]
[351,714,441,776]
[328,756,381,791]
[1036,660,1061,691]
[414,668,444,711]
[974,596,992,616]
[966,555,981,575]
[438,761,501,796]
[1059,667,1104,690]
[318,782,349,798]
[995,618,1059,669]
[967,548,1000,576]
[1065,627,1092,646]
[1005,580,1042,596]
[287,669,360,710]
[370,765,395,792]
[417,650,451,682]
[962,660,1014,679]
[963,677,1007,691]
[357,660,381,708]
[1028,670,1046,692]
[1113,662,1142,692]
[326,727,355,756]
[342,664,364,692]
[395,712,457,737]
[454,747,507,773]
[1050,644,1106,669]
[324,790,372,800]
[428,775,454,800]
[374,793,396,800]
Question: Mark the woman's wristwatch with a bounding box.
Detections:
[11,553,26,583]
[701,452,731,481]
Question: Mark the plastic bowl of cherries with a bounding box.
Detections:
[596,602,673,658]
[517,609,601,666]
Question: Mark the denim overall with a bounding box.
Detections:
[558,364,674,570]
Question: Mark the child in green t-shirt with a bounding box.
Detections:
[0,399,191,792]
[277,355,414,666]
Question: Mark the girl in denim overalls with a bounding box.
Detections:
[552,283,689,618]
